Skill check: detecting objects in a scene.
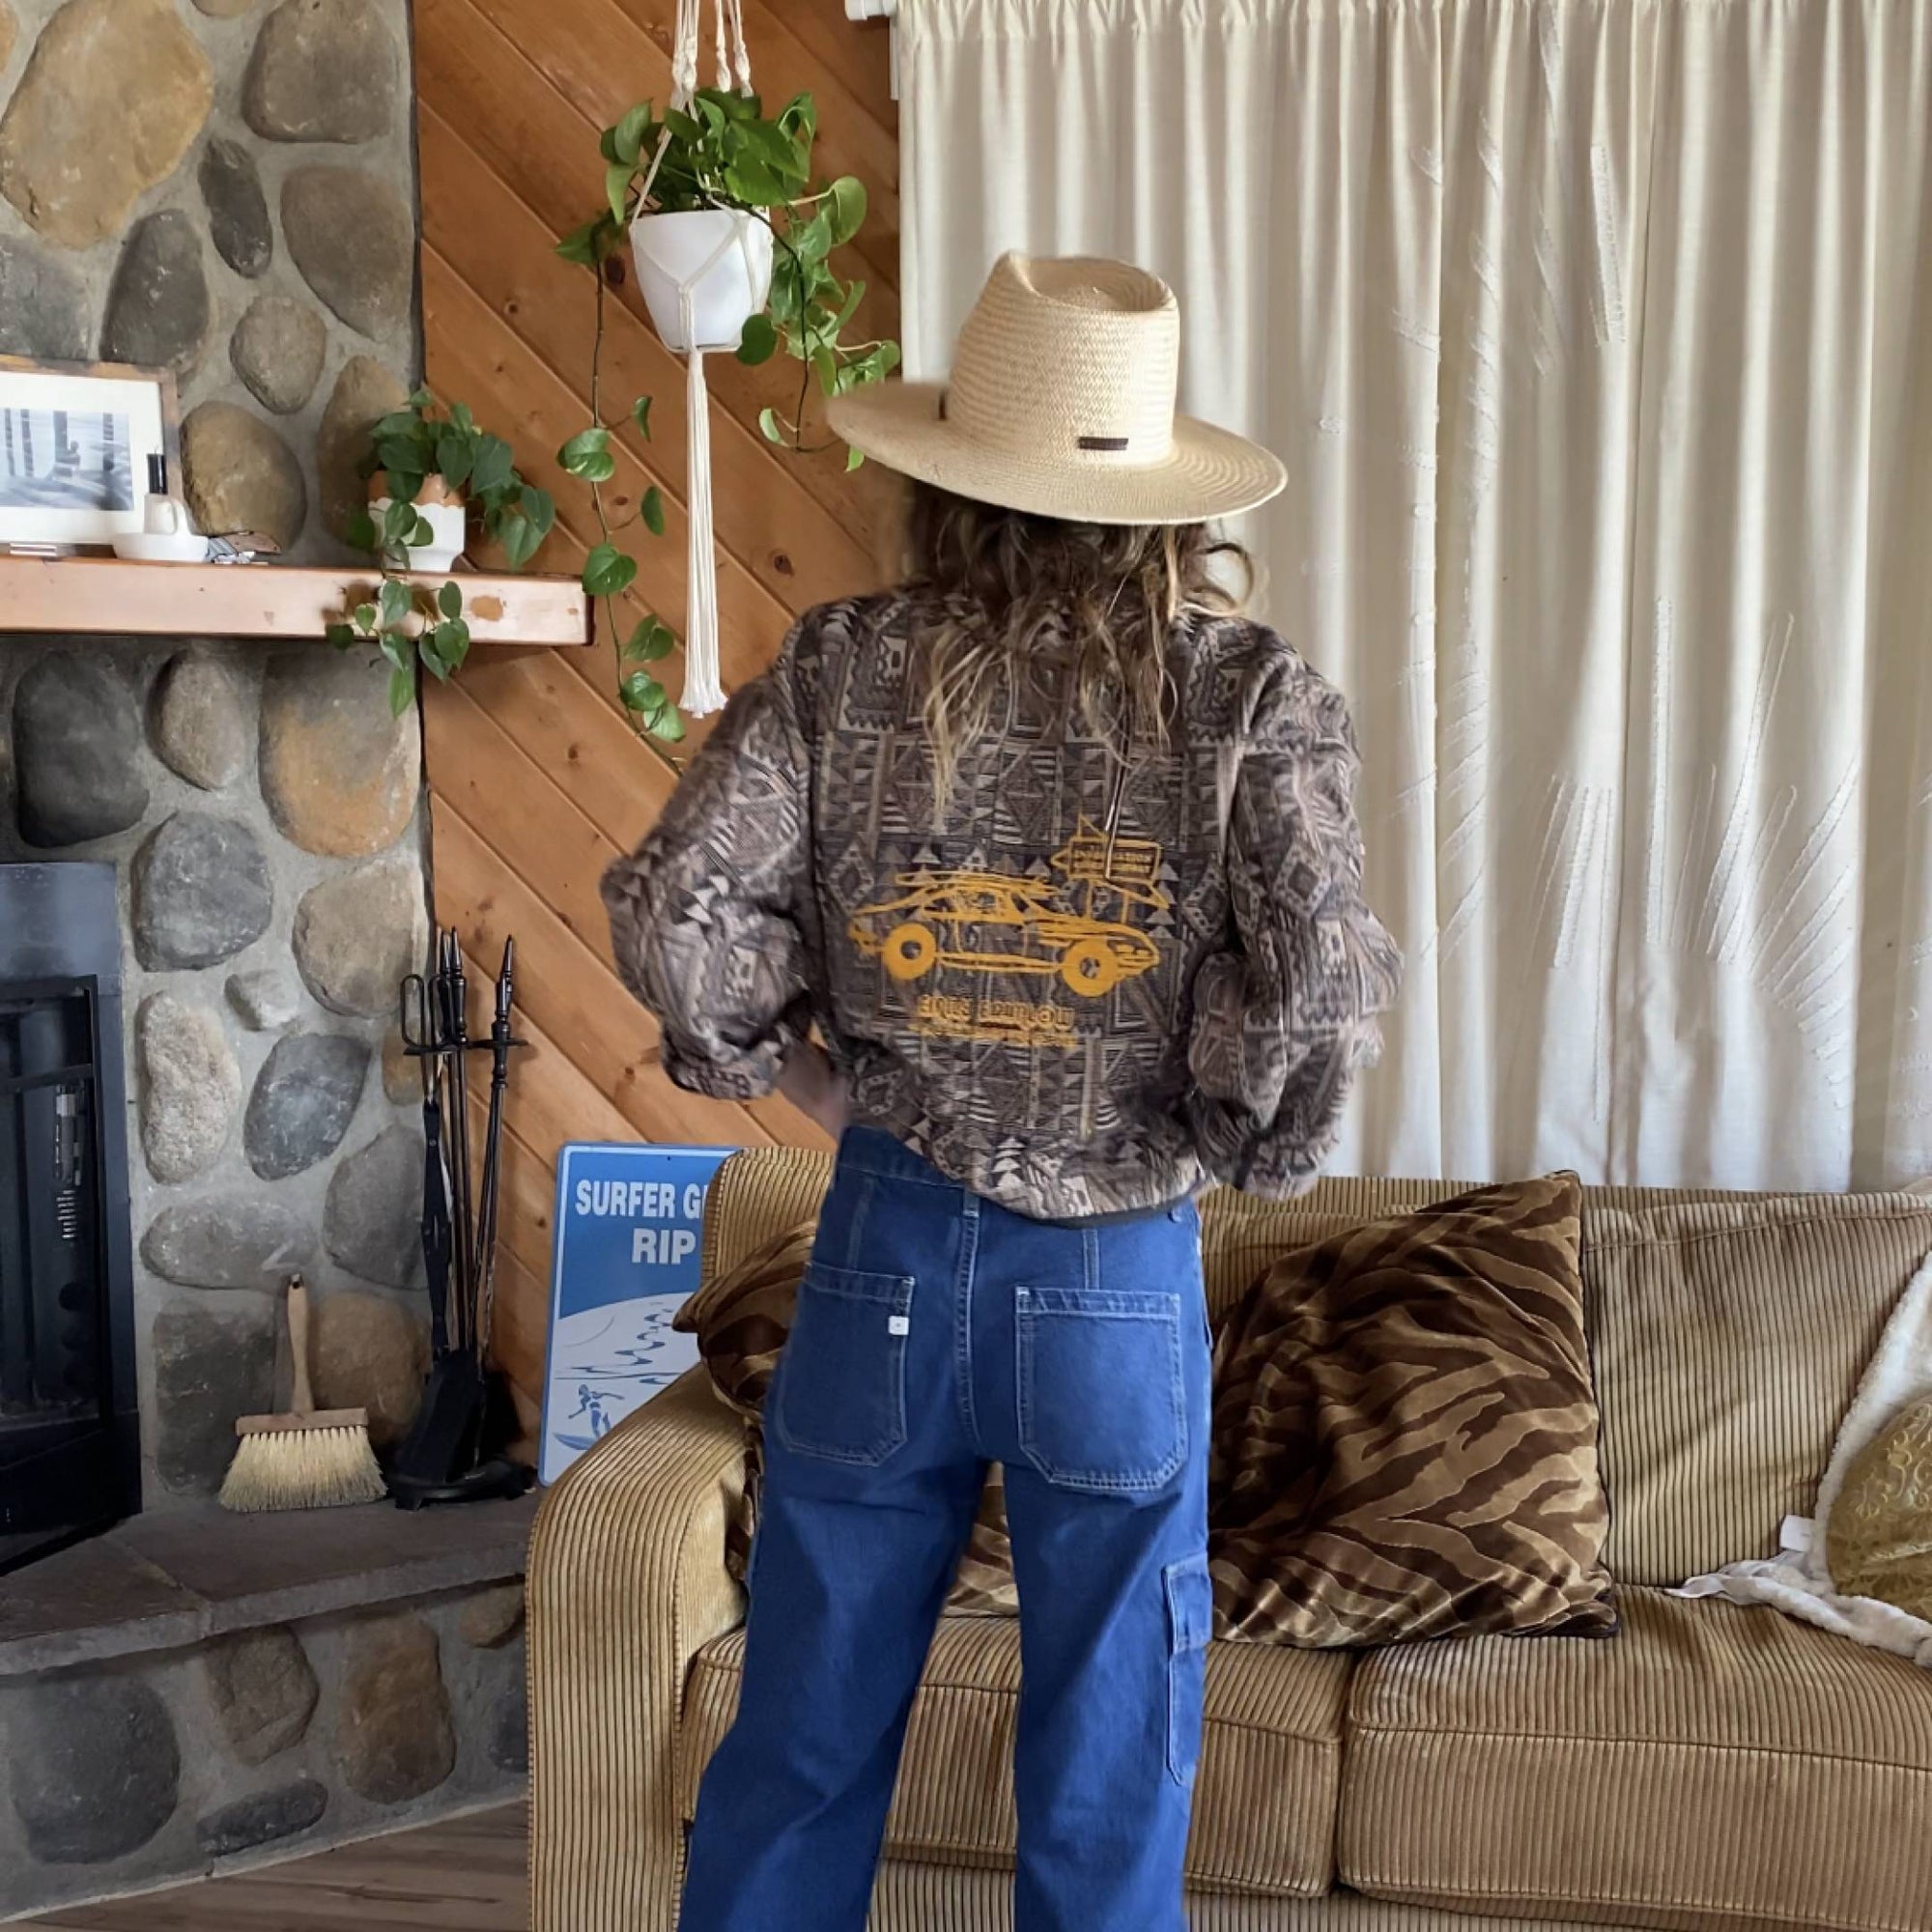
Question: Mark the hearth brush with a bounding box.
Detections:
[220,1274,385,1512]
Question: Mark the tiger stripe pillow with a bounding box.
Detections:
[1208,1173,1618,1646]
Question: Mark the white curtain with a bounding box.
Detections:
[898,0,1932,1191]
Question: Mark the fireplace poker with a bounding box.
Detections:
[472,937,516,1370]
[400,952,453,1359]
[436,930,477,1355]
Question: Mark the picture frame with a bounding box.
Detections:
[0,356,182,552]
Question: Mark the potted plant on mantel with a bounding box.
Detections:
[327,390,557,716]
[554,86,897,747]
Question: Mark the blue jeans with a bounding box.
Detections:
[680,1127,1212,1932]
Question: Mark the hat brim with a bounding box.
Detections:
[826,382,1287,527]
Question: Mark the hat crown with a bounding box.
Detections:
[946,254,1179,469]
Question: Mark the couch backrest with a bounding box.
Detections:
[701,1151,1932,1588]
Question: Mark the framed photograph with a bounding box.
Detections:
[0,357,181,551]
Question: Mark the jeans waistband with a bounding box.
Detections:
[835,1125,1196,1229]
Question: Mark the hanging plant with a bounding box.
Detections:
[327,390,557,717]
[553,83,897,748]
[558,88,899,450]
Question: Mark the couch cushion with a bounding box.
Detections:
[1584,1194,1932,1584]
[681,1612,1354,1896]
[1341,1586,1932,1931]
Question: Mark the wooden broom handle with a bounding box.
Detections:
[287,1275,315,1416]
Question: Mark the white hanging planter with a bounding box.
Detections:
[369,472,467,573]
[629,208,773,354]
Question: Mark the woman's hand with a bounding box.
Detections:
[779,1039,851,1142]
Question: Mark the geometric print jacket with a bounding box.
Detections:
[601,592,1403,1221]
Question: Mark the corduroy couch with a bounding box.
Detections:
[528,1148,1932,1932]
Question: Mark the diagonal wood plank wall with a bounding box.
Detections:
[412,0,898,1445]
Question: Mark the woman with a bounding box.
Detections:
[602,254,1401,1932]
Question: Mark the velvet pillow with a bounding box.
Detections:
[1208,1173,1618,1646]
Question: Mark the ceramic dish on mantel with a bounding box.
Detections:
[111,530,214,563]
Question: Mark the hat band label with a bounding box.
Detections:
[1077,436,1129,451]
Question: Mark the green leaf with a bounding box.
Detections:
[757,406,783,444]
[606,161,635,225]
[469,434,515,497]
[777,91,816,144]
[725,156,790,208]
[557,426,612,478]
[435,432,471,491]
[388,664,415,717]
[810,342,838,393]
[410,513,437,549]
[437,579,464,619]
[623,615,675,662]
[344,509,378,554]
[582,543,637,597]
[380,577,411,628]
[325,621,356,648]
[825,176,867,247]
[521,484,555,536]
[499,511,540,570]
[878,340,901,376]
[599,122,622,164]
[354,601,379,633]
[430,617,470,675]
[372,408,419,440]
[611,101,654,166]
[639,485,666,536]
[664,106,702,144]
[410,385,434,409]
[845,444,865,472]
[631,395,653,441]
[736,311,779,365]
[450,401,475,437]
[556,217,603,265]
[383,497,417,546]
[695,94,726,134]
[647,700,686,743]
[618,668,661,712]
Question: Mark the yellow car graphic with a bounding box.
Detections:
[849,870,1161,997]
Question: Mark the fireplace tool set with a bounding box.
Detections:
[389,930,533,1507]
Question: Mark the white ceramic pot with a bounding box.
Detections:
[630,208,775,354]
[371,495,467,573]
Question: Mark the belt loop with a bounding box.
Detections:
[1082,1225,1099,1294]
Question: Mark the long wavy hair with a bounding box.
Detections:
[902,482,1251,810]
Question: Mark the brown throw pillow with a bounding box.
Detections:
[1209,1173,1617,1646]
[675,1225,1019,1611]
[1827,1394,1932,1618]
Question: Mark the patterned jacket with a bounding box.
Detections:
[601,593,1402,1221]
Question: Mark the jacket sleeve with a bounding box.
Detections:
[599,633,811,1102]
[1187,649,1403,1196]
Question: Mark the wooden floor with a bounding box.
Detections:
[24,1804,527,1931]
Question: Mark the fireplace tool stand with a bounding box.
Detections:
[389,931,533,1508]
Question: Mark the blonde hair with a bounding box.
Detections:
[904,483,1251,811]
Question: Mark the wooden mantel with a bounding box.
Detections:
[0,555,592,646]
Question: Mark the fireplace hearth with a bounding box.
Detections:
[0,862,140,1573]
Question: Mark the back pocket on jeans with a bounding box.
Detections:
[1015,1286,1185,1494]
[773,1264,915,1466]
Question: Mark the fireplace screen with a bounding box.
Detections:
[0,865,138,1573]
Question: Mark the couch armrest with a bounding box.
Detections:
[527,1367,747,1932]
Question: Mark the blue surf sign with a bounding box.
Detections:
[539,1142,733,1485]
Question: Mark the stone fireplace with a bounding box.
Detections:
[0,2,535,1915]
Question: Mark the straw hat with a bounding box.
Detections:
[827,253,1287,527]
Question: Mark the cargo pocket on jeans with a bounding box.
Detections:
[772,1264,914,1466]
[1015,1287,1185,1493]
[1163,1551,1212,1786]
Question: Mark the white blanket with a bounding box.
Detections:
[1674,1254,1932,1668]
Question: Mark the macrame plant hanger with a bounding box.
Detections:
[635,0,755,717]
